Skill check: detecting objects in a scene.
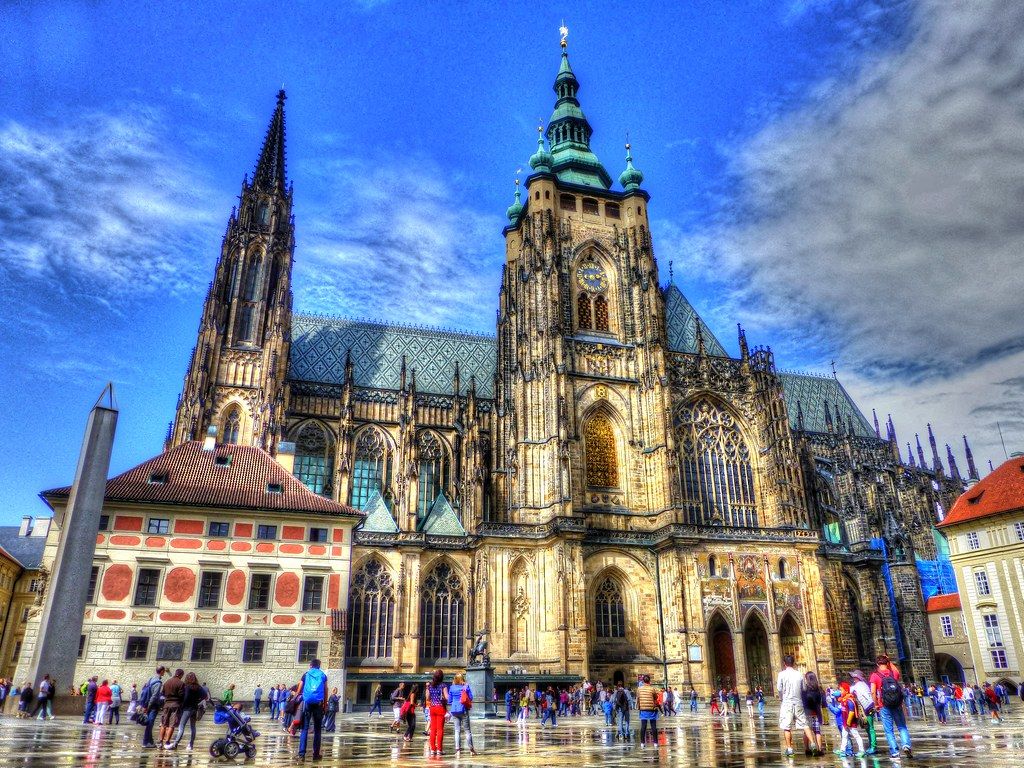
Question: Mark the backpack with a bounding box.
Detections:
[302,669,326,704]
[935,688,948,705]
[138,678,162,710]
[879,673,904,709]
[460,686,473,710]
[615,689,628,711]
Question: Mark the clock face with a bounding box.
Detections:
[577,263,608,292]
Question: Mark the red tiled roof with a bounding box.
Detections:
[42,441,362,519]
[926,593,961,613]
[939,455,1024,527]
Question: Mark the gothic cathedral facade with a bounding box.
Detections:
[169,47,967,696]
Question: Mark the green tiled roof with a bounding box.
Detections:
[778,371,875,437]
[358,491,398,533]
[664,284,729,356]
[421,494,466,536]
[289,315,496,397]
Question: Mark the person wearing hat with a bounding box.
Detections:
[849,670,877,755]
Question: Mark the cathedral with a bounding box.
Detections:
[168,41,968,698]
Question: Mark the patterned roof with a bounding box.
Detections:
[289,315,496,397]
[0,527,46,570]
[664,284,729,357]
[42,442,362,519]
[421,494,466,536]
[778,372,875,437]
[358,491,398,533]
[939,455,1024,528]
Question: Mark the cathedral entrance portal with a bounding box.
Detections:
[779,613,805,667]
[743,613,772,693]
[708,613,736,690]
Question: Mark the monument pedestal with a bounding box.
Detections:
[466,665,496,718]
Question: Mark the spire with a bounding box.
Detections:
[619,141,644,191]
[887,414,897,444]
[928,423,944,475]
[695,317,707,357]
[545,36,612,189]
[872,409,881,439]
[916,434,927,468]
[737,324,749,361]
[796,400,805,432]
[963,435,979,481]
[823,400,834,433]
[506,177,524,224]
[906,442,916,468]
[988,459,994,473]
[529,123,554,173]
[253,89,287,192]
[946,444,962,482]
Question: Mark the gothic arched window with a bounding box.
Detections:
[575,256,613,336]
[416,431,450,520]
[594,294,609,332]
[594,577,626,638]
[348,559,395,660]
[222,407,241,444]
[294,422,334,496]
[236,306,254,342]
[675,400,757,527]
[243,259,261,301]
[350,427,393,510]
[577,293,593,330]
[419,562,465,661]
[584,413,619,488]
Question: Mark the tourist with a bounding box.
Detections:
[296,658,327,760]
[403,684,419,742]
[756,685,766,717]
[825,686,847,755]
[160,668,185,748]
[94,679,113,726]
[836,682,866,757]
[109,680,122,724]
[928,684,948,724]
[253,684,263,715]
[541,686,557,727]
[689,688,698,713]
[983,683,1001,723]
[662,686,674,716]
[448,672,476,755]
[425,668,448,756]
[776,654,813,757]
[849,670,877,755]
[32,674,52,719]
[636,674,660,747]
[801,671,825,757]
[221,683,235,706]
[82,676,98,724]
[369,683,383,717]
[324,687,340,732]
[745,690,754,717]
[870,654,912,759]
[602,686,614,724]
[0,678,8,712]
[965,683,977,715]
[126,683,139,718]
[17,680,33,718]
[517,688,529,725]
[139,666,166,749]
[614,681,631,741]
[168,672,205,751]
[283,684,301,732]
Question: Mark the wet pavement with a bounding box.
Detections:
[1,706,1023,767]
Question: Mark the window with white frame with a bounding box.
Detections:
[940,615,953,638]
[1014,521,1024,542]
[974,570,991,596]
[966,531,980,550]
[983,614,1008,669]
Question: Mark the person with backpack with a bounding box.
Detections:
[540,685,556,728]
[168,672,205,751]
[324,687,340,732]
[83,676,98,724]
[849,670,877,755]
[110,680,122,724]
[448,672,477,755]
[836,682,866,757]
[390,682,407,730]
[296,658,328,760]
[614,681,631,741]
[139,666,166,749]
[17,680,33,718]
[929,684,948,724]
[983,683,1002,723]
[253,684,263,715]
[870,654,912,759]
[776,655,814,757]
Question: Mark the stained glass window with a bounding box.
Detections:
[584,413,618,488]
[351,427,393,510]
[675,399,758,527]
[348,559,395,660]
[294,422,333,496]
[419,562,465,661]
[594,578,625,638]
[416,431,450,520]
[577,293,593,330]
[243,259,261,301]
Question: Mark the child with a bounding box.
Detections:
[518,690,529,725]
[836,682,865,758]
[825,687,846,754]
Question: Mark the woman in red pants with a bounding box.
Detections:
[426,669,449,756]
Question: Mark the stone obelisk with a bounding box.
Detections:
[22,384,117,706]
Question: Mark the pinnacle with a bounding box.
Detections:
[254,90,287,192]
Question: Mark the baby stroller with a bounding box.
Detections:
[210,703,260,760]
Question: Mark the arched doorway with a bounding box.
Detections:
[744,612,772,693]
[708,613,736,690]
[935,654,965,684]
[612,669,625,687]
[779,613,805,667]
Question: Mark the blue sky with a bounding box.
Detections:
[2,0,1022,523]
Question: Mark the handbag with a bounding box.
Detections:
[460,688,472,710]
[399,701,412,718]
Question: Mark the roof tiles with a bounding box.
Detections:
[939,456,1024,528]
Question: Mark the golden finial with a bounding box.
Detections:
[559,21,569,48]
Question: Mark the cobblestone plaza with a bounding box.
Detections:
[1,706,1022,767]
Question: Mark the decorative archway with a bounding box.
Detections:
[707,612,736,690]
[779,612,805,668]
[935,653,965,684]
[744,611,773,693]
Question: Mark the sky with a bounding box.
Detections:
[1,0,1022,524]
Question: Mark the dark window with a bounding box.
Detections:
[190,638,214,662]
[309,527,328,543]
[419,563,465,661]
[87,566,100,604]
[266,482,283,494]
[98,515,109,531]
[256,524,277,540]
[348,559,395,660]
[577,294,592,330]
[545,190,550,199]
[156,641,184,661]
[302,575,325,612]
[134,568,160,607]
[605,202,620,219]
[125,636,149,661]
[208,521,230,537]
[147,518,169,534]
[298,640,319,663]
[242,638,265,663]
[197,572,223,609]
[248,574,272,610]
[594,294,609,332]
[709,556,717,577]
[559,193,576,211]
[148,472,168,485]
[595,578,626,638]
[223,410,241,444]
[582,197,600,215]
[778,559,787,579]
[215,454,232,468]
[77,635,85,659]
[13,640,22,661]
[416,432,450,520]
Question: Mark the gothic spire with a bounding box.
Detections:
[906,442,916,468]
[916,433,927,468]
[887,414,897,444]
[928,423,944,475]
[823,400,834,433]
[946,444,962,482]
[253,89,287,192]
[872,409,881,439]
[963,435,980,481]
[796,400,805,432]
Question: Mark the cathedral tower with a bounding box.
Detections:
[169,90,294,452]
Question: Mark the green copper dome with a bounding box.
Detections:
[619,144,644,191]
[506,181,523,223]
[545,49,612,189]
[529,126,553,172]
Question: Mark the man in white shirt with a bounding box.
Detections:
[776,654,813,757]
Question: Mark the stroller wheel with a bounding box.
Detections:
[209,738,227,757]
[223,740,241,758]
[244,743,257,759]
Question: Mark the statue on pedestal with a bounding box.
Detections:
[468,630,490,668]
